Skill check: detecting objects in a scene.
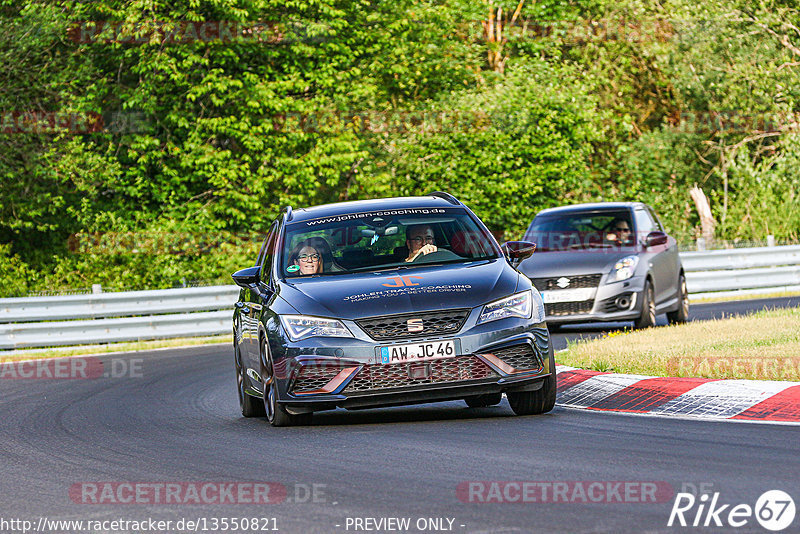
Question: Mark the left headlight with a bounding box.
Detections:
[609,255,640,282]
[279,315,354,341]
[479,290,539,324]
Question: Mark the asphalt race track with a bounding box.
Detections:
[1,297,798,534]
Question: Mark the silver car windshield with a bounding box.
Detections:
[524,210,637,251]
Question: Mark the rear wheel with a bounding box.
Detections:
[634,280,656,329]
[261,337,312,427]
[235,342,265,417]
[506,344,556,416]
[667,273,689,325]
[464,393,502,408]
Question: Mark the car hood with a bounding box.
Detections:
[277,259,519,319]
[518,250,639,278]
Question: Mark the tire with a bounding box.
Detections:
[634,280,656,329]
[506,344,556,416]
[666,273,689,325]
[235,342,265,418]
[260,337,312,427]
[464,392,502,408]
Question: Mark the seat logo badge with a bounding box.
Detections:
[382,275,423,288]
[556,277,571,288]
[407,318,424,333]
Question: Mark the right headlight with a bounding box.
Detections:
[609,255,640,282]
[479,290,544,324]
[279,315,354,341]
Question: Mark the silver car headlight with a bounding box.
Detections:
[479,290,539,324]
[279,315,354,341]
[609,255,640,282]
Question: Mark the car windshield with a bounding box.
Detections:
[524,209,637,251]
[281,207,499,277]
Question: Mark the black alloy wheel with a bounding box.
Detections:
[261,336,312,427]
[235,339,265,417]
[667,273,690,324]
[634,280,656,329]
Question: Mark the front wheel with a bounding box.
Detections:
[261,337,312,427]
[634,280,656,329]
[667,273,689,324]
[235,342,265,418]
[506,344,556,416]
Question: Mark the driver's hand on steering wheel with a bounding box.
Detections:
[407,244,438,262]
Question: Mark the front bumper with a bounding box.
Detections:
[271,314,551,414]
[544,276,646,325]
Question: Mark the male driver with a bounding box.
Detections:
[405,224,438,262]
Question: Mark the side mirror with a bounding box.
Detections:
[501,241,537,265]
[232,266,261,288]
[644,231,668,248]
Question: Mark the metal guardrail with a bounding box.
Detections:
[681,245,800,298]
[681,245,800,272]
[1,245,798,350]
[0,286,240,323]
[0,286,240,350]
[0,311,231,350]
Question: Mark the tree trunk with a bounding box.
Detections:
[690,186,715,247]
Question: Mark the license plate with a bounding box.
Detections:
[379,340,456,364]
[541,287,596,303]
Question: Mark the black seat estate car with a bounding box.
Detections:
[231,193,555,426]
[518,202,689,329]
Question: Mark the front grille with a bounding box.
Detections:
[530,274,602,291]
[356,309,470,341]
[545,300,594,316]
[344,355,497,393]
[492,344,542,372]
[289,366,342,394]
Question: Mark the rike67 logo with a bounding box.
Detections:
[668,490,796,531]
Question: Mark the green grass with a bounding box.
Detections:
[558,307,800,381]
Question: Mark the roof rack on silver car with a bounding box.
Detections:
[428,191,460,205]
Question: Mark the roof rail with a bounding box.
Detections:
[428,191,460,205]
[282,205,293,221]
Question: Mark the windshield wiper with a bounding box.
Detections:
[347,264,410,273]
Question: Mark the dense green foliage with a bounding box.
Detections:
[1,0,799,295]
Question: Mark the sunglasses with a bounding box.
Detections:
[614,227,631,232]
[298,253,320,261]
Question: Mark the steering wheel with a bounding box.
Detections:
[411,249,460,263]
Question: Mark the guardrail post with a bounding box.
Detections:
[767,235,775,247]
[696,237,706,251]
[92,284,103,294]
